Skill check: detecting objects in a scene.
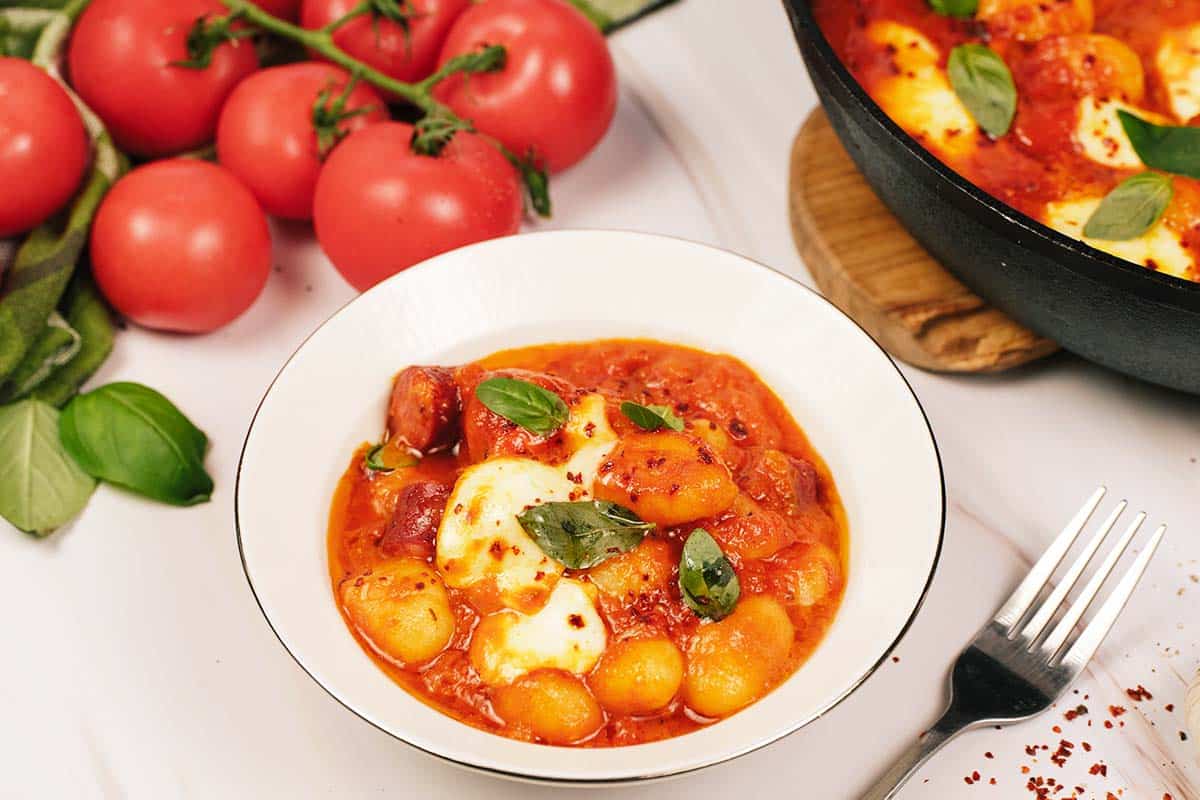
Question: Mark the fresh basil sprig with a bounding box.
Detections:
[927,0,978,16]
[517,499,654,569]
[475,377,568,436]
[1117,111,1200,180]
[0,399,96,536]
[948,43,1017,138]
[1083,172,1173,241]
[59,382,213,506]
[620,401,684,432]
[679,528,740,620]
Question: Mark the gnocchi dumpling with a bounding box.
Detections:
[589,637,685,715]
[493,670,604,745]
[682,595,794,718]
[341,558,455,665]
[977,0,1093,42]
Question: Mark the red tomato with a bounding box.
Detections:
[252,0,301,19]
[91,160,272,333]
[0,58,89,238]
[434,0,616,173]
[68,0,258,158]
[313,122,522,291]
[301,0,470,84]
[217,63,387,220]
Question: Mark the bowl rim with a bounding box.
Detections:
[234,229,947,785]
[785,0,1200,309]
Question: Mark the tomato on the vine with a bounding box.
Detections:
[252,0,301,19]
[313,122,522,291]
[300,0,470,84]
[90,160,272,334]
[434,0,617,173]
[67,0,259,158]
[0,58,90,238]
[217,63,387,220]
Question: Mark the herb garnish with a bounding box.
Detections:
[1083,172,1174,241]
[517,499,654,569]
[620,401,684,432]
[475,377,569,436]
[1118,111,1200,180]
[679,528,740,620]
[947,44,1017,138]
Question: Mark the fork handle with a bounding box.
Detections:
[859,710,972,800]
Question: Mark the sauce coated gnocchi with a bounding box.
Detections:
[328,340,848,746]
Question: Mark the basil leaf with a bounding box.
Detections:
[1118,111,1200,180]
[679,528,740,620]
[1083,172,1174,241]
[948,44,1017,138]
[29,270,115,408]
[364,441,418,472]
[59,382,213,506]
[517,500,654,569]
[620,401,684,432]
[928,0,978,16]
[475,377,568,436]
[0,399,95,536]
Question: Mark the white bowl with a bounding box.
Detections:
[236,230,944,784]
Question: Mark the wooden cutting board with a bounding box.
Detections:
[788,110,1058,373]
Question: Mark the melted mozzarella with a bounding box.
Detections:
[435,394,619,612]
[866,21,978,160]
[1043,197,1194,279]
[1075,98,1171,170]
[469,578,607,686]
[1156,23,1200,122]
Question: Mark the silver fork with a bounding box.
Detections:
[862,488,1167,800]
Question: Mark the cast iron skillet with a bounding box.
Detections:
[783,0,1200,395]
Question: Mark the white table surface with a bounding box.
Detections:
[4,3,1198,798]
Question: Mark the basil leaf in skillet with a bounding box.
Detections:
[947,44,1017,138]
[620,401,684,432]
[1083,172,1174,241]
[59,382,214,506]
[517,500,654,569]
[475,377,568,436]
[927,0,978,17]
[679,528,740,620]
[0,399,96,536]
[1118,111,1200,180]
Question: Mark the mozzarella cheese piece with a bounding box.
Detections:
[1043,197,1195,279]
[435,393,619,612]
[469,578,607,685]
[1157,23,1200,122]
[1075,98,1172,170]
[866,21,978,161]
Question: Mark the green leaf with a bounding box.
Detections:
[1083,172,1174,241]
[565,0,679,32]
[475,377,568,436]
[927,0,978,16]
[947,43,1017,137]
[679,528,740,620]
[0,311,80,402]
[29,270,115,408]
[1118,111,1200,180]
[517,500,653,569]
[620,401,684,432]
[0,398,95,536]
[59,382,213,506]
[364,441,418,472]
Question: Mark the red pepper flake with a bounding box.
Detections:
[1166,703,1176,712]
[1127,684,1153,702]
[1081,741,1092,752]
[1089,762,1108,776]
[985,751,994,759]
[1109,705,1126,717]
[1052,725,1062,734]
[1104,720,1114,729]
[1064,704,1088,721]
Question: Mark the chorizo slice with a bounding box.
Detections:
[386,366,461,454]
[378,481,451,558]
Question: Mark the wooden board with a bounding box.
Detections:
[788,110,1058,373]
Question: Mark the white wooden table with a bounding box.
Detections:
[3,3,1197,797]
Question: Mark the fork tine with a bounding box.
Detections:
[1038,512,1145,658]
[994,487,1106,635]
[1019,501,1127,645]
[1056,523,1166,669]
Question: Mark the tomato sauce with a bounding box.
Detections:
[814,0,1200,280]
[327,340,848,746]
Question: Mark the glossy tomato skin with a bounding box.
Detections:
[0,58,89,238]
[217,63,387,220]
[300,0,470,83]
[313,122,522,291]
[434,0,617,173]
[68,0,258,158]
[91,160,272,334]
[251,0,301,19]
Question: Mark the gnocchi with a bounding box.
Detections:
[341,558,454,665]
